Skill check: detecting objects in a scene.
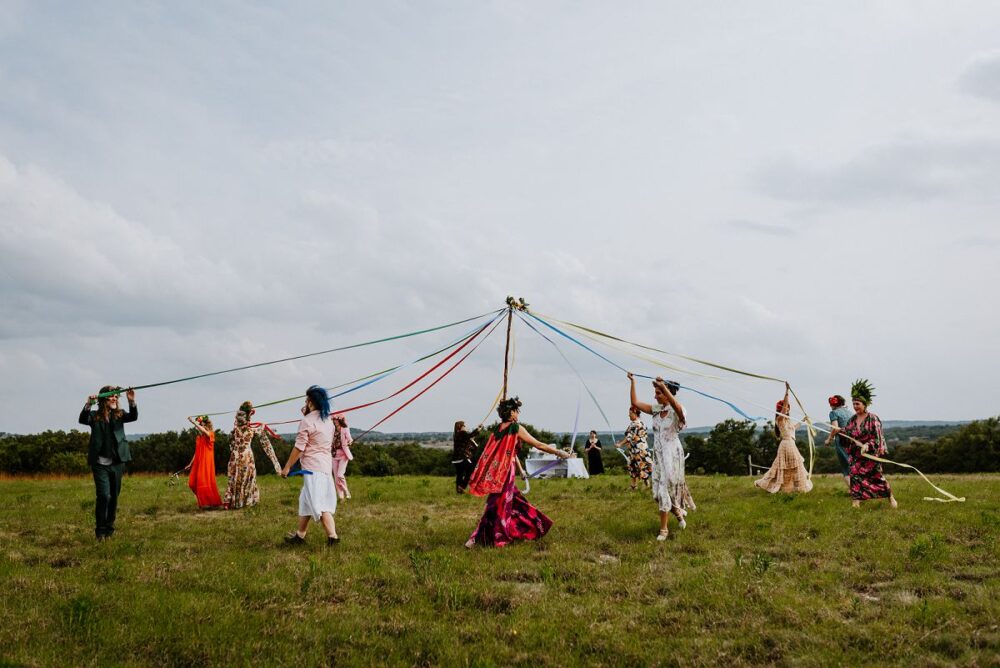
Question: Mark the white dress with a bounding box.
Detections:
[650,404,696,513]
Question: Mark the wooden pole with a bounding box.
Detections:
[501,306,513,401]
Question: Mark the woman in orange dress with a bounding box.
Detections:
[184,415,223,508]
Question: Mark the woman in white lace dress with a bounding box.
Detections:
[629,373,695,541]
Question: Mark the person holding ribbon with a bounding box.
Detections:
[629,373,695,541]
[224,400,282,510]
[79,386,137,539]
[184,415,223,509]
[332,413,354,500]
[452,420,478,494]
[754,385,812,494]
[832,379,898,509]
[585,430,605,475]
[282,385,339,545]
[465,396,570,548]
[616,406,652,490]
[824,394,853,487]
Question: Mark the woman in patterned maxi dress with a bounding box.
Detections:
[834,393,898,509]
[616,406,652,490]
[630,373,695,541]
[224,401,282,509]
[465,397,571,548]
[754,387,812,494]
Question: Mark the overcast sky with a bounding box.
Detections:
[1,2,998,435]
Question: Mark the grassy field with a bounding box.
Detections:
[1,472,998,667]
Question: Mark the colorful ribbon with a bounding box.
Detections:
[96,309,503,398]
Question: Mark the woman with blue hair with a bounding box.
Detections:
[281,385,340,545]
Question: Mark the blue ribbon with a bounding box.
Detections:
[525,312,764,422]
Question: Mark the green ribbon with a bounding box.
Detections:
[96,309,503,398]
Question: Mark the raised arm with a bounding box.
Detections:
[187,416,211,437]
[517,425,570,459]
[121,388,138,424]
[629,373,653,415]
[654,377,684,417]
[79,395,96,425]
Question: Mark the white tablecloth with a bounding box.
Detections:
[525,456,589,479]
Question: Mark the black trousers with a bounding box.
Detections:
[92,463,124,538]
[454,459,474,490]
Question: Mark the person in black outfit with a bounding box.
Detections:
[585,430,605,475]
[452,421,478,493]
[79,386,137,539]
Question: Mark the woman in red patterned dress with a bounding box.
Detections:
[832,379,898,509]
[465,397,570,548]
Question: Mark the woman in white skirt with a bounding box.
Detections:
[629,373,695,541]
[281,385,340,545]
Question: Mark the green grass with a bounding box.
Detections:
[1,473,998,667]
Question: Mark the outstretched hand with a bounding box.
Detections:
[126,387,136,402]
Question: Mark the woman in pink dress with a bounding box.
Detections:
[332,414,353,500]
[465,397,570,548]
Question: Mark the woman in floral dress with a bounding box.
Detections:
[465,396,570,548]
[616,405,652,490]
[754,385,812,493]
[832,379,898,509]
[224,401,282,509]
[630,373,695,541]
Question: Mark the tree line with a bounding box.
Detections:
[1,417,996,477]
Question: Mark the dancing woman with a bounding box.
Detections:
[223,401,282,510]
[332,414,353,500]
[185,415,223,508]
[282,386,339,544]
[615,406,652,490]
[465,397,570,548]
[629,373,695,541]
[754,385,812,493]
[824,394,853,487]
[79,386,137,539]
[832,379,898,509]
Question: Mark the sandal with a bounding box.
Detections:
[284,531,306,545]
[656,529,669,542]
[327,535,340,546]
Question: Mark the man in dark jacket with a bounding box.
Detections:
[79,386,137,539]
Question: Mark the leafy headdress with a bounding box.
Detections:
[850,378,876,406]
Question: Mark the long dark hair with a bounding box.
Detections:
[454,420,466,440]
[95,386,124,422]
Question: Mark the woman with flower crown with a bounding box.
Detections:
[465,396,571,548]
[184,415,223,508]
[224,400,282,509]
[754,384,812,494]
[831,379,898,509]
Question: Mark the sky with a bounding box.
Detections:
[1,2,998,434]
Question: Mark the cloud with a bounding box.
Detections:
[0,154,246,338]
[722,219,796,237]
[753,137,1000,206]
[958,50,1000,102]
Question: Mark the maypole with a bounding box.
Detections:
[501,296,528,400]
